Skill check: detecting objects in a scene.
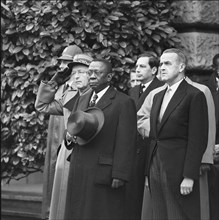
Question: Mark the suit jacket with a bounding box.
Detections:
[129,77,164,111]
[201,73,219,144]
[138,77,215,165]
[149,79,208,220]
[64,86,137,220]
[126,77,164,220]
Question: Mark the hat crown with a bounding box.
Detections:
[67,107,104,145]
[58,45,82,61]
[70,111,98,141]
[72,54,93,66]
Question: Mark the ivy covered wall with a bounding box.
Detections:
[1,0,179,182]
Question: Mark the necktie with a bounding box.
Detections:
[159,87,172,122]
[139,84,145,97]
[89,93,98,107]
[63,83,69,92]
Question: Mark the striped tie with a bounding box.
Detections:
[89,93,98,107]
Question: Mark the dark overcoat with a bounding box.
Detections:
[64,86,137,220]
[126,77,164,219]
[148,80,208,220]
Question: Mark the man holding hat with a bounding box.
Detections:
[64,59,137,220]
[35,51,93,220]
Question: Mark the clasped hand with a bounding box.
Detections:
[111,179,125,189]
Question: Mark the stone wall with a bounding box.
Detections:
[171,0,219,81]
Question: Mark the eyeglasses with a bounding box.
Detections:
[72,70,88,75]
[87,70,105,76]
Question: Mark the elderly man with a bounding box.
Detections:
[64,58,137,220]
[35,53,93,220]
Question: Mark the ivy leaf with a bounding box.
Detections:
[75,27,83,34]
[40,31,50,36]
[3,157,9,163]
[148,7,158,15]
[119,42,127,48]
[17,151,26,158]
[12,157,20,165]
[152,34,161,42]
[20,7,29,14]
[23,49,30,56]
[108,15,119,21]
[6,29,17,35]
[124,57,134,63]
[26,23,34,31]
[13,46,23,53]
[98,33,104,42]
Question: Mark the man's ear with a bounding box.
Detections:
[107,73,113,82]
[152,67,157,76]
[179,63,186,73]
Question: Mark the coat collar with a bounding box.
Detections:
[95,86,116,110]
[137,77,164,110]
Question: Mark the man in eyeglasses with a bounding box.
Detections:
[35,52,93,220]
[64,58,137,220]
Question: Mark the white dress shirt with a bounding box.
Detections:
[90,86,110,104]
[159,78,184,121]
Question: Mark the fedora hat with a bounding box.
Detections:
[57,45,82,61]
[67,107,104,145]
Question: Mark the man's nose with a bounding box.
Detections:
[160,63,165,70]
[89,72,96,78]
[136,66,140,72]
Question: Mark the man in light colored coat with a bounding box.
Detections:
[35,53,93,220]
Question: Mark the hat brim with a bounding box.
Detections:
[57,55,73,61]
[71,61,89,67]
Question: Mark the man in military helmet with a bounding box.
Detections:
[39,45,82,219]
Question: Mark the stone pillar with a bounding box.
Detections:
[171,0,219,82]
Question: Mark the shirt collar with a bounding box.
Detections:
[142,79,153,90]
[167,78,184,94]
[92,85,110,103]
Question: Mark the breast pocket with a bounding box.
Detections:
[94,155,113,186]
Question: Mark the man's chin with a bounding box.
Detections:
[89,83,97,88]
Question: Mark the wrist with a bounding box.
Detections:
[48,80,58,89]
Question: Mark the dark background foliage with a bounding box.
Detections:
[1,0,179,183]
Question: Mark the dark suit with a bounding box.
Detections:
[64,86,137,220]
[201,73,219,143]
[148,80,208,220]
[126,77,164,220]
[201,73,219,220]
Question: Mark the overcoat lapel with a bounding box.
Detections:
[63,91,79,111]
[95,86,116,110]
[131,86,140,106]
[76,89,93,111]
[158,80,187,133]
